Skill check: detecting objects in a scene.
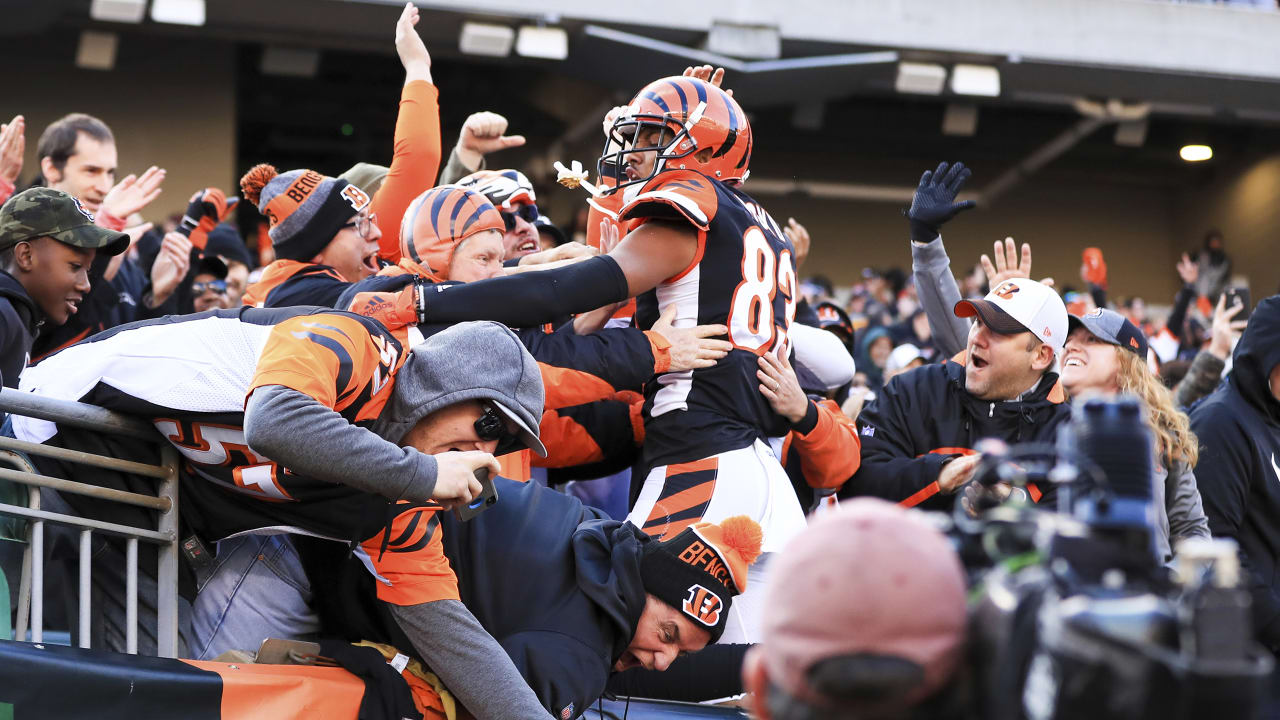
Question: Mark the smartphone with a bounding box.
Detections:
[1224,287,1251,321]
[455,468,498,522]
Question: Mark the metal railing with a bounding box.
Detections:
[0,387,180,657]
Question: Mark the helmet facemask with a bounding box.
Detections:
[597,107,704,196]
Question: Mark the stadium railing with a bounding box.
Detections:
[0,387,180,657]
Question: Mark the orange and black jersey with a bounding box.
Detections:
[19,306,408,541]
[846,357,1068,511]
[621,169,798,469]
[242,260,353,310]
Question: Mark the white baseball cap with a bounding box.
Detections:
[887,343,925,373]
[954,278,1067,354]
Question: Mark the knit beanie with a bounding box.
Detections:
[240,163,371,262]
[639,516,763,642]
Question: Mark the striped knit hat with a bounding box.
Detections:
[240,164,371,262]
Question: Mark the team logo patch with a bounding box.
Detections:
[861,426,875,437]
[71,196,95,222]
[1086,307,1105,319]
[682,584,723,627]
[1129,337,1140,349]
[560,704,574,720]
[340,184,371,211]
[992,281,1021,300]
[1043,326,1052,337]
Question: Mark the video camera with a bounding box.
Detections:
[956,396,1274,720]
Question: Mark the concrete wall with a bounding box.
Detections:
[5,32,236,222]
[1173,155,1280,300]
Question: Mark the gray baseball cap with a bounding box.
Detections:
[373,321,546,457]
[1068,308,1148,358]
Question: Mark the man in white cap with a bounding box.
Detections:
[843,275,1071,511]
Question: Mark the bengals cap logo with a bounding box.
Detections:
[1086,307,1104,319]
[992,281,1021,300]
[340,184,371,211]
[682,584,723,627]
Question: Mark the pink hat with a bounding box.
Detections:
[760,498,967,705]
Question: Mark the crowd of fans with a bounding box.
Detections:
[1,3,1278,718]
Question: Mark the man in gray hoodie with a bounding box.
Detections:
[15,310,555,719]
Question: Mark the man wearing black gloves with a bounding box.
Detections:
[1190,295,1280,653]
[842,163,1072,510]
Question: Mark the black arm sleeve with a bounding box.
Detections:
[1167,284,1196,341]
[421,255,630,328]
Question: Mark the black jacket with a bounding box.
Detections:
[1189,295,1280,651]
[439,478,649,718]
[845,357,1070,511]
[0,270,42,389]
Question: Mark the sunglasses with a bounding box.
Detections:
[192,279,227,295]
[500,205,539,232]
[474,404,516,446]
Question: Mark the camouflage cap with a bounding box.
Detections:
[0,188,129,257]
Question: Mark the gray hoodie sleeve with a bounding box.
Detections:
[391,600,554,720]
[243,385,438,503]
[438,145,484,186]
[1166,459,1212,546]
[911,236,971,358]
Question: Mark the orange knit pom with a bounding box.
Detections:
[239,163,278,207]
[717,515,763,566]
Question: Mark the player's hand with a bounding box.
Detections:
[757,350,809,424]
[937,453,982,494]
[981,237,1054,290]
[455,111,525,170]
[431,451,499,510]
[783,217,811,270]
[101,166,166,222]
[598,218,622,254]
[394,2,433,84]
[1176,252,1199,286]
[651,304,731,373]
[1209,292,1248,360]
[683,64,733,97]
[907,161,975,244]
[147,231,193,308]
[0,115,25,185]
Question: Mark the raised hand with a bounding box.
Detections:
[0,115,25,186]
[147,231,193,308]
[1176,252,1199,286]
[650,304,731,373]
[456,111,525,169]
[101,166,166,221]
[394,1,433,85]
[907,161,976,244]
[683,65,733,97]
[181,188,239,250]
[783,217,811,270]
[981,237,1054,290]
[1208,292,1248,360]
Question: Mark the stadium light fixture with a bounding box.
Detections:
[90,0,146,23]
[1180,144,1213,162]
[460,22,515,58]
[515,26,568,60]
[76,30,119,71]
[895,62,946,95]
[151,0,205,26]
[950,64,1000,97]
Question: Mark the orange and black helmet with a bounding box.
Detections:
[398,185,504,281]
[598,76,752,194]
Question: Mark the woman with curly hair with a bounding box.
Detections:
[1059,308,1211,564]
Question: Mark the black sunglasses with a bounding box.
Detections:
[192,279,228,295]
[500,204,539,232]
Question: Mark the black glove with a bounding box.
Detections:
[178,188,239,250]
[906,161,976,244]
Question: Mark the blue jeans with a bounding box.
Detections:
[190,534,320,660]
